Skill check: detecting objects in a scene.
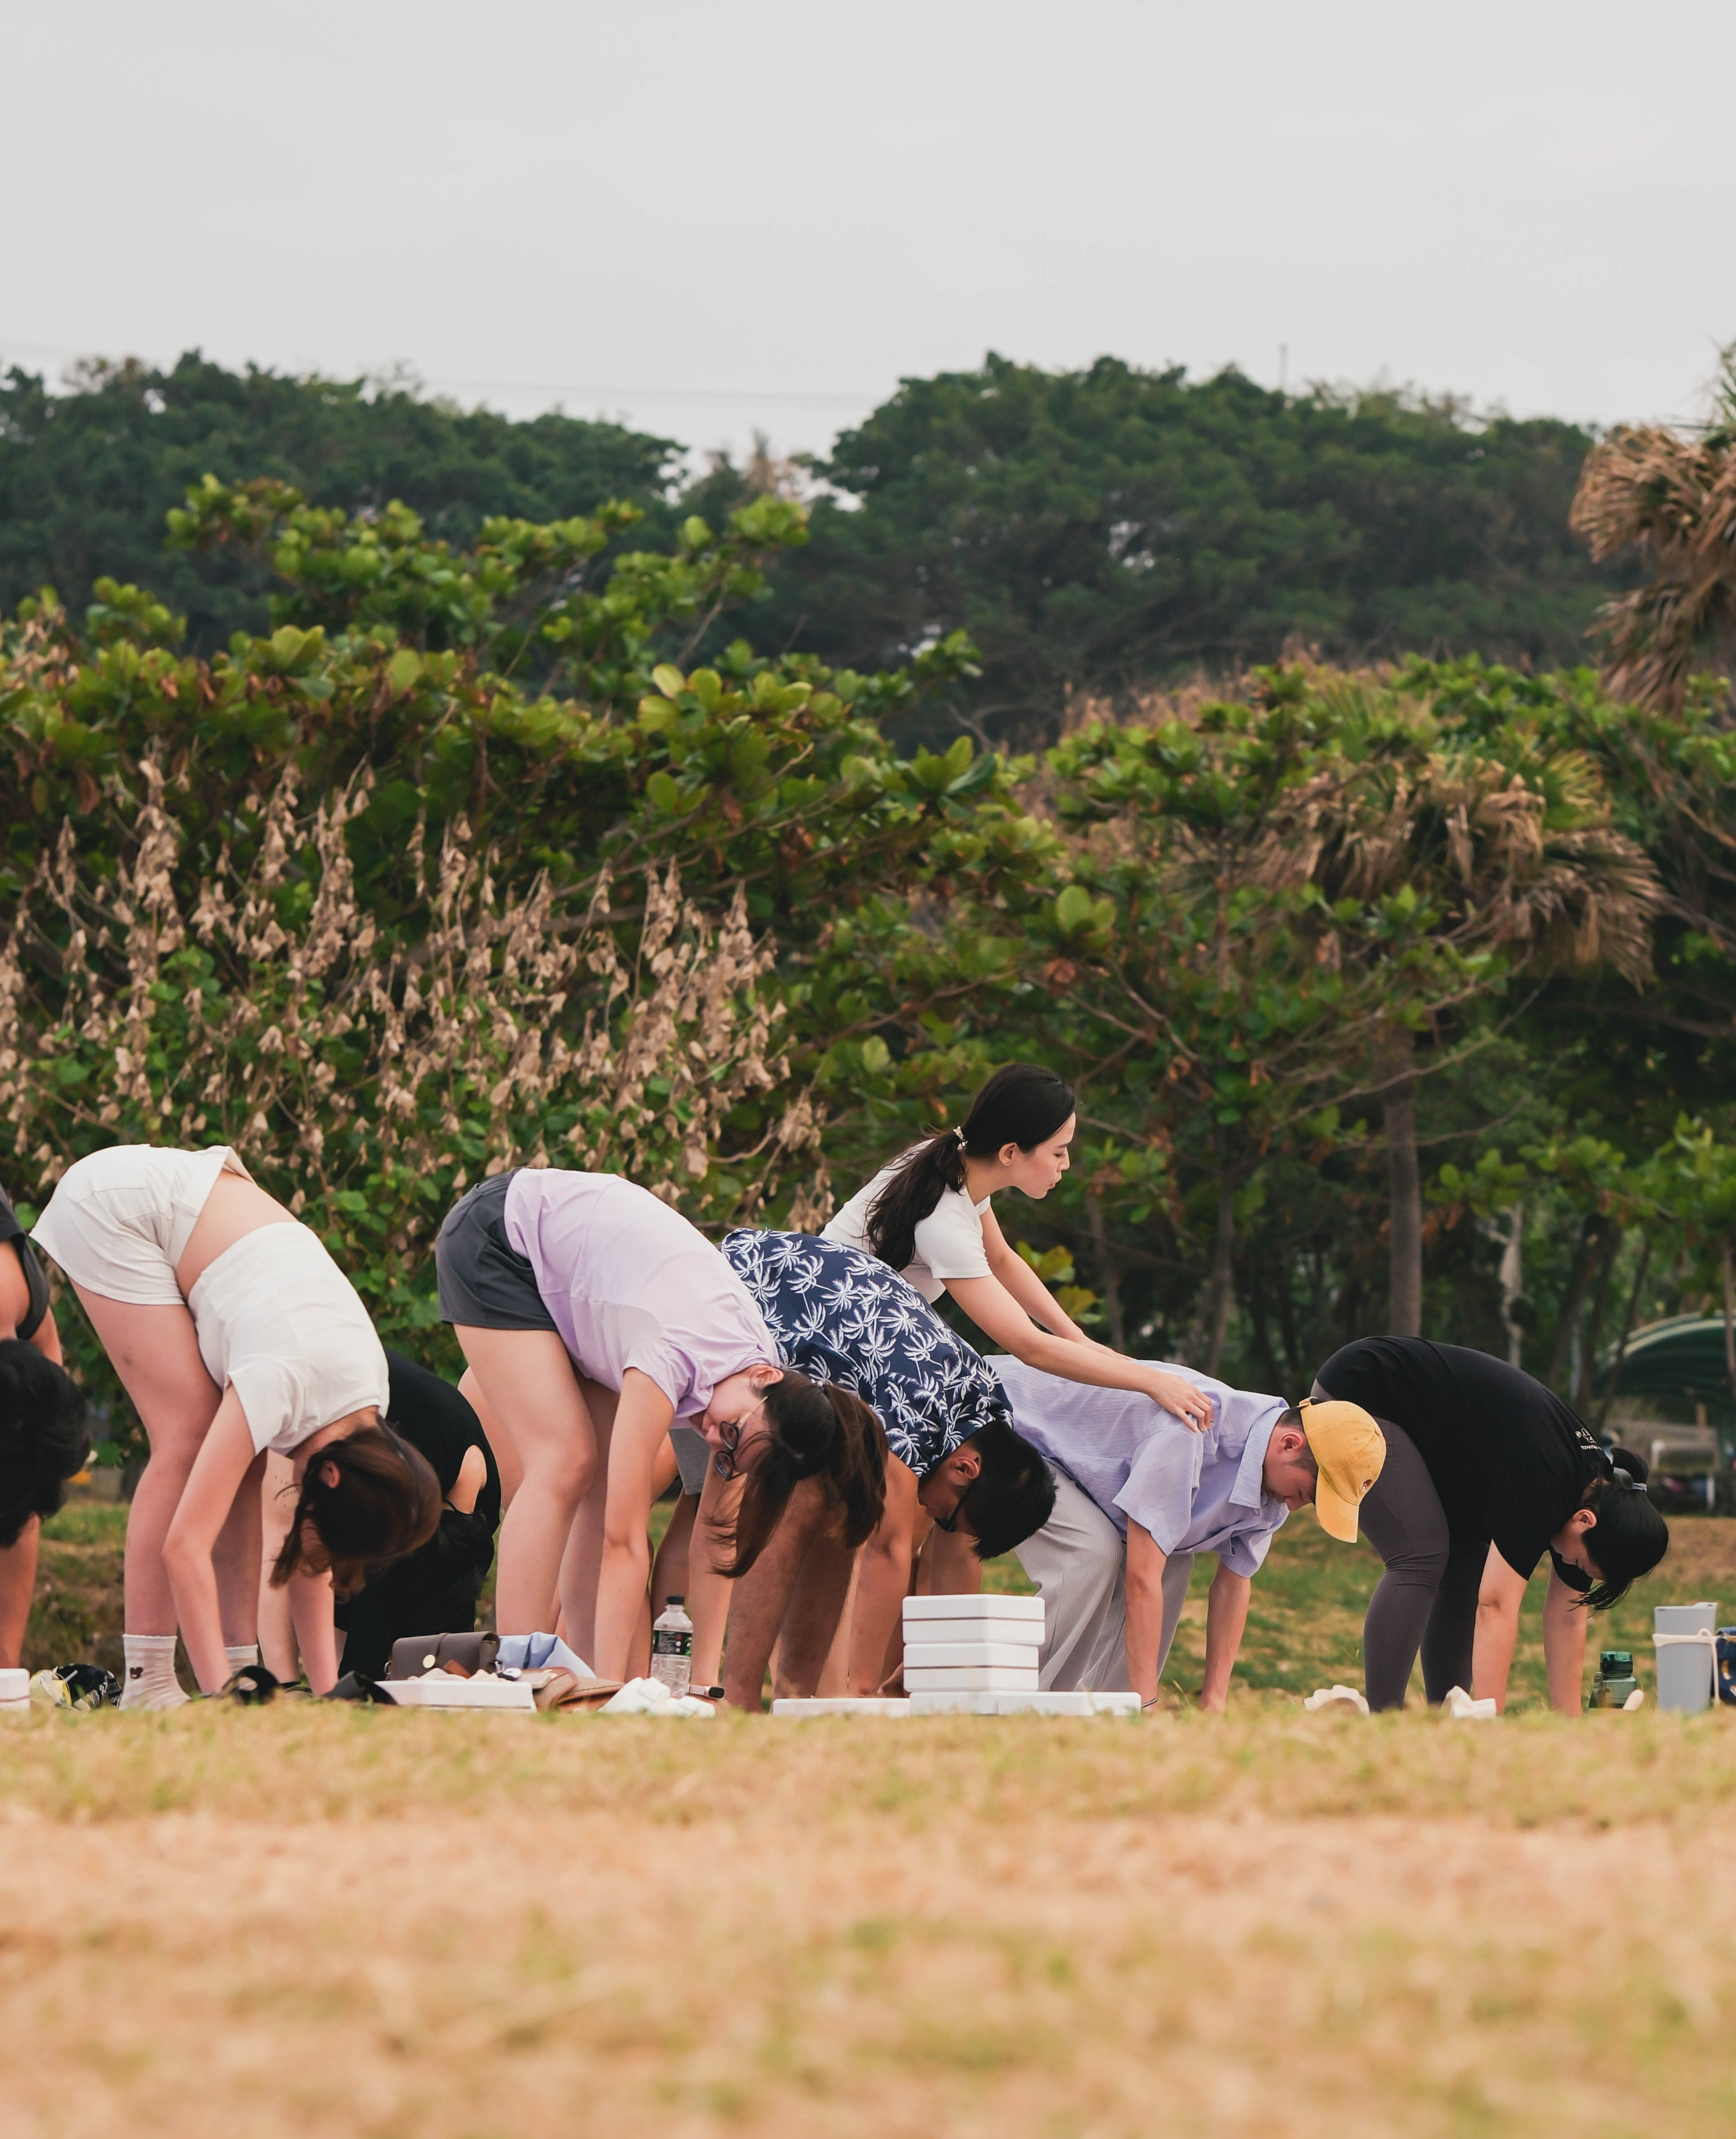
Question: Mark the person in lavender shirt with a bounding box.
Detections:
[433,1168,884,1684]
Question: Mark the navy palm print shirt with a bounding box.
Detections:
[722,1228,1012,1477]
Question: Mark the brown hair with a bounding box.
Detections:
[269,1421,442,1597]
[713,1371,888,1579]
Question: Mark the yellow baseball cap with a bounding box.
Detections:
[1297,1399,1386,1544]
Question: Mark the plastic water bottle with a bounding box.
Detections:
[650,1595,694,1695]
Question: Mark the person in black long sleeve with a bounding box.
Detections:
[330,1350,502,1682]
[1312,1337,1669,1713]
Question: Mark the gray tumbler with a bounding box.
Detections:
[1654,1602,1718,1713]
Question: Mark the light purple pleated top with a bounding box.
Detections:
[504,1171,778,1418]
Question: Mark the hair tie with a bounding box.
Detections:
[954,1126,968,1147]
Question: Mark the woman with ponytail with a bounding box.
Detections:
[0,1180,90,1667]
[434,1167,885,1686]
[826,1064,1212,1429]
[32,1147,439,1704]
[1310,1335,1671,1713]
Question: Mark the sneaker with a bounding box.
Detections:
[31,1664,122,1710]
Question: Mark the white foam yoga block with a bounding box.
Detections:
[377,1674,536,1710]
[904,1593,1043,1625]
[908,1689,1096,1715]
[901,1617,1043,1650]
[770,1698,914,1718]
[903,1663,1040,1691]
[901,1641,1043,1670]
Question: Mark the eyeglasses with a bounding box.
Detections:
[712,1399,767,1481]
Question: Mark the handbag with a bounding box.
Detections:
[384,1630,501,1680]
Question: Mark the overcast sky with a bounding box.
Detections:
[4,1,1733,466]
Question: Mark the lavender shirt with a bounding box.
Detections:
[503,1172,778,1418]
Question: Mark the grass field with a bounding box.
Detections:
[7,1507,1735,2136]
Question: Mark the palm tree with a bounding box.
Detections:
[1301,676,1661,1335]
[1571,347,1736,713]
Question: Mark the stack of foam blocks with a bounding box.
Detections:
[902,1592,1044,1706]
[767,1592,1140,1718]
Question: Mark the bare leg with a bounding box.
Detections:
[773,1515,855,1699]
[73,1287,221,1635]
[687,1464,741,1687]
[459,1367,522,1508]
[814,1555,858,1695]
[556,1376,620,1665]
[593,1371,676,1681]
[215,1449,267,1647]
[649,1493,695,1615]
[721,1479,850,1711]
[453,1327,595,1636]
[0,1518,40,1669]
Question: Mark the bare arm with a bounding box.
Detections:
[980,1206,1091,1341]
[1541,1567,1589,1715]
[1124,1518,1169,1705]
[847,1455,920,1696]
[1200,1561,1252,1713]
[163,1388,266,1694]
[944,1274,1212,1429]
[1472,1543,1527,1712]
[286,1569,339,1694]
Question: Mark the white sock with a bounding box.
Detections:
[120,1634,189,1711]
[225,1644,261,1674]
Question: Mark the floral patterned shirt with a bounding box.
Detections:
[722,1228,1013,1477]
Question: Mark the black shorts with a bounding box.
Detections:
[435,1173,558,1332]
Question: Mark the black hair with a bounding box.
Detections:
[1576,1446,1669,1611]
[270,1422,442,1597]
[948,1419,1058,1560]
[0,1339,91,1548]
[865,1063,1077,1271]
[718,1370,888,1578]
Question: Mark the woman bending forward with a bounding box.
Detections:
[33,1146,439,1704]
[434,1168,884,1683]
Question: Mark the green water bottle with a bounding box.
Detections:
[1588,1650,1638,1709]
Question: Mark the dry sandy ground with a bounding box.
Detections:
[3,1710,1736,2139]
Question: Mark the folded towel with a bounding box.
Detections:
[599,1676,715,1717]
[1302,1684,1370,1715]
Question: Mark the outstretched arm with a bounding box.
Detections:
[163,1389,265,1694]
[1473,1544,1527,1712]
[1200,1562,1252,1713]
[847,1455,921,1695]
[981,1206,1093,1342]
[1124,1518,1170,1705]
[944,1274,1212,1430]
[1541,1566,1589,1714]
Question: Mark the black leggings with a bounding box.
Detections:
[1312,1380,1488,1711]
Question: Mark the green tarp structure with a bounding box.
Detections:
[1597,1316,1736,1450]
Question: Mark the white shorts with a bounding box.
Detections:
[31,1144,251,1305]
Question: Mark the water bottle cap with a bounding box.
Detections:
[668,1595,685,1606]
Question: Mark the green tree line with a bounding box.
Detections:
[4,456,1735,1457]
[3,350,1628,749]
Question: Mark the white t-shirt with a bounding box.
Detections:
[822,1150,994,1303]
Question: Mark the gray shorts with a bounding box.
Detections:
[435,1173,558,1332]
[670,1423,712,1497]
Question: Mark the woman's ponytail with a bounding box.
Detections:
[864,1063,1076,1270]
[711,1371,888,1578]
